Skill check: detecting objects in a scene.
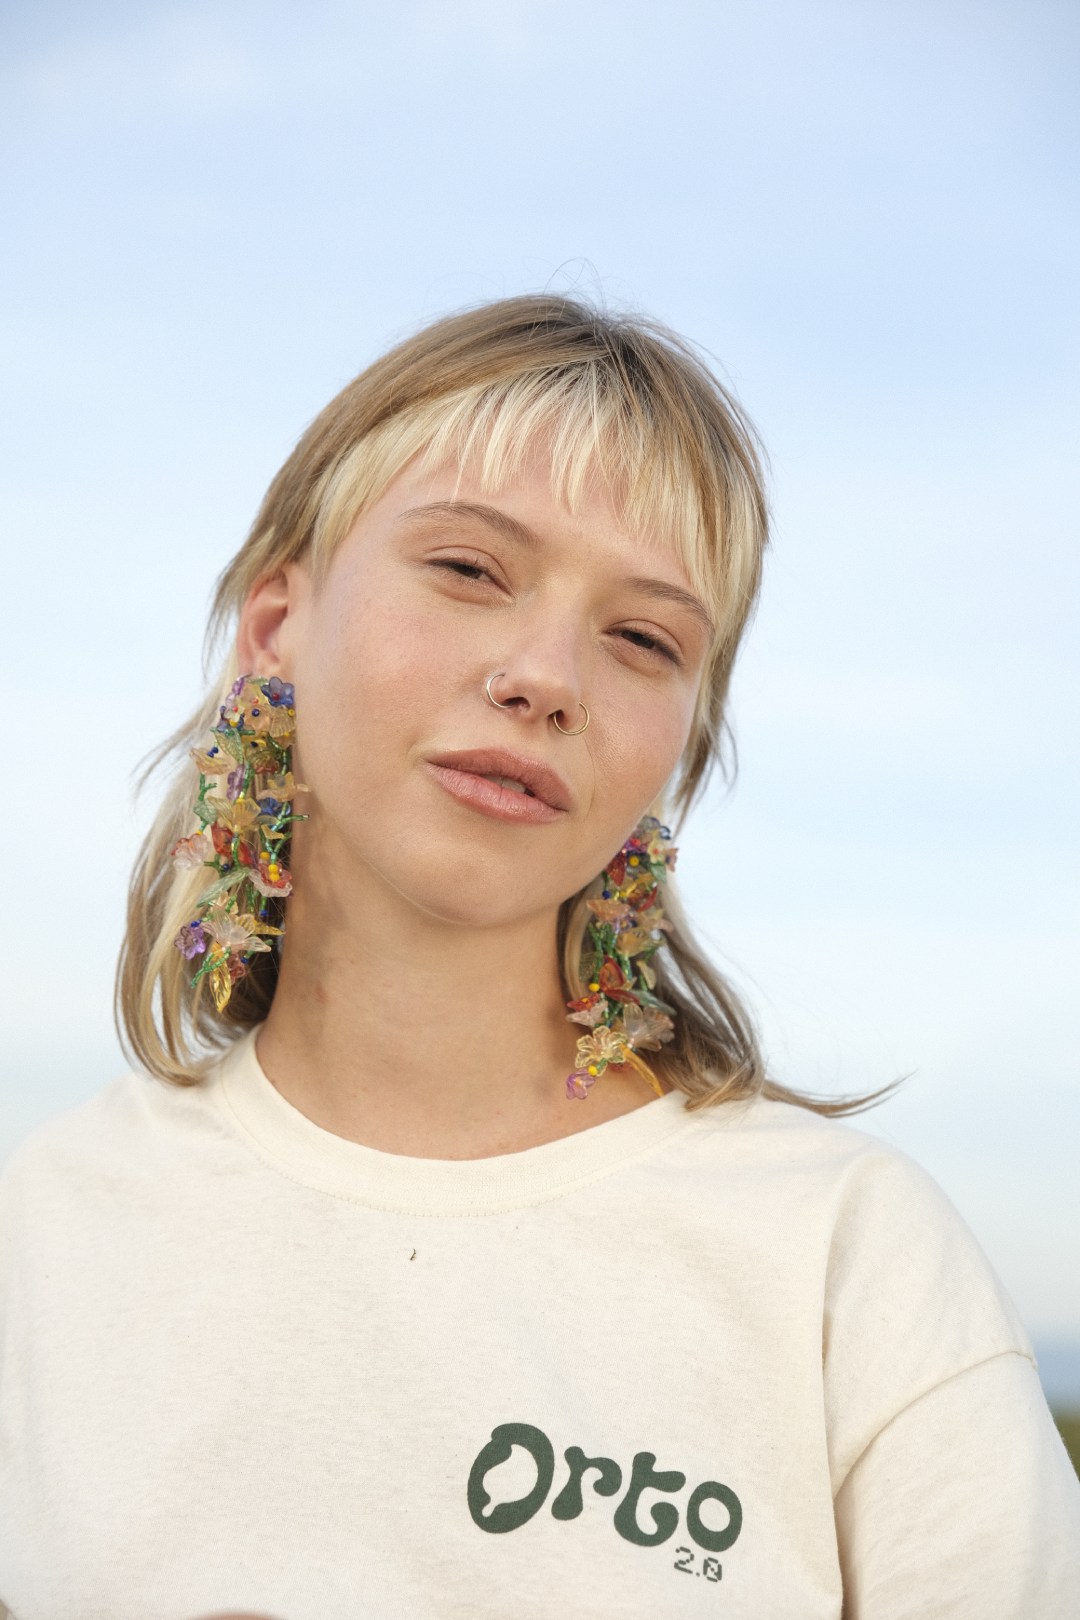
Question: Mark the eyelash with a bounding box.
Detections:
[429,558,682,666]
[621,628,680,665]
[436,559,490,582]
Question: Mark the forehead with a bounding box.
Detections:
[310,396,728,649]
[386,447,696,578]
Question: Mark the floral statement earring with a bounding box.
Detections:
[564,815,678,1100]
[171,674,307,1013]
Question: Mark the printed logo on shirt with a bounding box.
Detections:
[467,1420,742,1581]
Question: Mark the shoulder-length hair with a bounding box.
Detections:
[117,294,888,1116]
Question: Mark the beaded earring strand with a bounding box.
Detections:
[564,815,679,1100]
[170,686,677,1088]
[171,674,308,1013]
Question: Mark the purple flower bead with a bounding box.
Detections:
[263,676,295,708]
[175,921,208,959]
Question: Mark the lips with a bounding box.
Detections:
[424,745,575,830]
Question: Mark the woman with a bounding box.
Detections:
[1,296,1077,1619]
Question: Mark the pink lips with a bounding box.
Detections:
[424,747,572,825]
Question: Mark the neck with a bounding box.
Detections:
[253,842,664,1159]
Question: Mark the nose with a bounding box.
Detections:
[484,622,587,735]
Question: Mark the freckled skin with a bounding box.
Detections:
[234,452,711,1154]
[259,456,708,938]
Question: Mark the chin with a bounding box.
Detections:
[379,844,568,931]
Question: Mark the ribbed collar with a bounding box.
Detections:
[211,1024,697,1216]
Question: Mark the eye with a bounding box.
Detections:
[620,628,681,666]
[429,557,495,584]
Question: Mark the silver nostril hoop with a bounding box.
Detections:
[484,672,515,709]
[552,703,589,735]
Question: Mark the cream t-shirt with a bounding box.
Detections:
[1,1025,1077,1619]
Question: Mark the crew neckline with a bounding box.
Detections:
[211,1023,697,1215]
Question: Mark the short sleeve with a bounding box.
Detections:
[834,1351,1080,1618]
[822,1145,1036,1491]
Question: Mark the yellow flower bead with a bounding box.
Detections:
[588,1065,599,1075]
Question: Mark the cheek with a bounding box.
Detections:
[590,684,694,820]
[560,712,688,902]
[290,562,435,795]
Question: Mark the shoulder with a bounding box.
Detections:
[684,1090,967,1224]
[686,1094,1036,1461]
[747,1102,1020,1310]
[0,1056,232,1225]
[762,1112,1036,1492]
[717,1094,1030,1334]
[0,1055,249,1312]
[1,1075,134,1209]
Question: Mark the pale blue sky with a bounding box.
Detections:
[2,2,1077,1393]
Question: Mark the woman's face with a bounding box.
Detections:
[256,449,714,928]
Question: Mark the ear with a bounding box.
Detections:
[235,561,310,679]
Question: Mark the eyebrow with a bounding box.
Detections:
[399,500,716,636]
[626,575,716,636]
[401,500,543,552]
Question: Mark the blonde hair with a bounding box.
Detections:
[117,294,890,1116]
